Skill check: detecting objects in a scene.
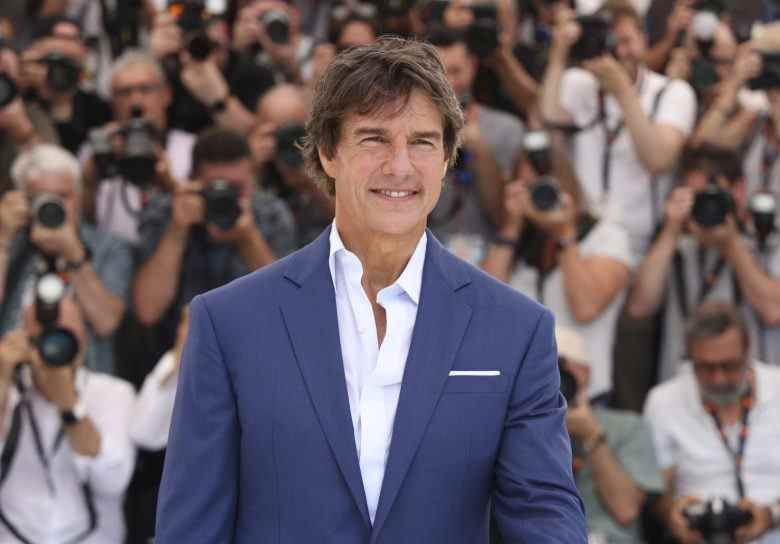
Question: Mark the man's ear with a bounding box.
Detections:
[318,147,337,179]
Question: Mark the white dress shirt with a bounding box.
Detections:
[644,362,780,544]
[328,224,426,524]
[130,351,179,451]
[0,367,136,544]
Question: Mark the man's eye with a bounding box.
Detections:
[413,140,434,147]
[361,137,383,144]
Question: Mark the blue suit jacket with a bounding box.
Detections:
[155,227,587,543]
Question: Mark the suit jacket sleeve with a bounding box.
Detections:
[492,309,588,543]
[155,295,239,543]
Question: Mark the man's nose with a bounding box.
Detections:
[382,144,414,178]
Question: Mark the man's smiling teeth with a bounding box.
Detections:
[377,190,415,198]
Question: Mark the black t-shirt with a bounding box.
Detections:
[51,90,113,154]
[166,50,276,134]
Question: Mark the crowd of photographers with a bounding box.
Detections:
[0,0,779,542]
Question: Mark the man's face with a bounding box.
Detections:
[27,172,80,224]
[436,42,477,101]
[611,17,647,79]
[690,327,750,406]
[320,90,449,239]
[111,63,171,130]
[197,158,255,198]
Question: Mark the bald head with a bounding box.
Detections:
[256,84,309,126]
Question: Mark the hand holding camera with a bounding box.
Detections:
[150,11,184,60]
[664,186,696,234]
[172,179,246,239]
[521,184,578,240]
[582,54,633,97]
[0,329,31,387]
[180,53,229,109]
[681,497,757,544]
[254,1,299,75]
[29,200,83,263]
[0,190,30,245]
[550,7,582,59]
[500,180,526,237]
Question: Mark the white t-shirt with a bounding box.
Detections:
[658,234,780,382]
[508,220,634,398]
[560,68,697,258]
[95,129,195,244]
[644,362,780,544]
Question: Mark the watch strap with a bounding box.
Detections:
[61,399,86,426]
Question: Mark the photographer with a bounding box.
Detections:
[132,127,295,345]
[88,50,195,244]
[481,136,632,399]
[427,26,525,265]
[0,144,132,376]
[0,293,136,543]
[644,301,780,544]
[254,83,333,248]
[556,326,663,543]
[149,5,272,135]
[540,0,697,258]
[20,16,112,155]
[627,148,780,381]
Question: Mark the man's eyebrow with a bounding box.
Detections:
[351,127,443,140]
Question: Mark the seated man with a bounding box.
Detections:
[0,144,133,375]
[0,293,136,542]
[556,326,663,543]
[644,301,780,544]
[133,126,295,349]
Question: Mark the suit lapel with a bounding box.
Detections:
[370,236,473,541]
[279,229,371,527]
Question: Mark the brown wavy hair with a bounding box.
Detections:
[301,36,465,195]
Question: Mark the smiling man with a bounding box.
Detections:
[155,36,586,543]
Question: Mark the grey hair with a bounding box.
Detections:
[11,144,82,195]
[685,301,750,353]
[110,49,167,88]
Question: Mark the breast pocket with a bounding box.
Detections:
[442,374,508,394]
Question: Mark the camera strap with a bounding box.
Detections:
[672,247,736,319]
[0,381,97,543]
[703,384,754,499]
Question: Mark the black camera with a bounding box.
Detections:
[34,274,79,367]
[692,183,734,228]
[172,1,216,61]
[40,53,81,95]
[118,106,158,187]
[559,359,578,403]
[465,4,499,59]
[88,126,118,180]
[748,53,780,90]
[571,14,612,62]
[529,176,562,211]
[523,130,552,177]
[0,72,18,109]
[749,192,777,250]
[274,123,306,168]
[683,498,753,543]
[262,10,290,44]
[31,194,67,229]
[691,57,720,92]
[200,179,241,230]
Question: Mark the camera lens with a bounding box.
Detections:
[119,115,157,187]
[186,31,215,61]
[692,187,732,228]
[45,55,80,94]
[262,10,290,44]
[32,194,67,229]
[529,176,561,211]
[202,179,241,230]
[0,72,18,108]
[37,328,79,367]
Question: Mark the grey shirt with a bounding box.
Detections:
[0,223,133,376]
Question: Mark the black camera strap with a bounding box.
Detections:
[0,380,97,543]
[703,383,754,499]
[672,246,737,319]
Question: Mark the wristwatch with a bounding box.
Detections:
[65,244,92,272]
[61,398,87,426]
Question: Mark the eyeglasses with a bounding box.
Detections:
[692,359,746,375]
[113,83,162,99]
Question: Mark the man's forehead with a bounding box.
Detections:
[342,102,444,137]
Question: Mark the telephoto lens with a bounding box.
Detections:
[529,176,561,212]
[201,179,241,230]
[749,192,777,247]
[692,185,733,228]
[34,274,80,367]
[118,106,158,187]
[32,194,67,229]
[262,10,290,44]
[0,72,18,108]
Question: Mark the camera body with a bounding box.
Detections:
[748,53,780,90]
[117,107,158,187]
[692,184,734,228]
[262,10,290,44]
[465,4,499,58]
[683,498,753,543]
[34,274,79,367]
[200,179,241,230]
[40,53,81,95]
[169,0,216,61]
[31,194,67,229]
[571,14,613,62]
[559,359,578,403]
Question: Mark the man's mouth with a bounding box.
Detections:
[370,189,419,200]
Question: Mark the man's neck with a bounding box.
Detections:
[715,403,743,427]
[335,220,423,296]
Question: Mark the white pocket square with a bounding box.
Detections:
[448,370,501,377]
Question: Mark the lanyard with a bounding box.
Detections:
[703,385,754,499]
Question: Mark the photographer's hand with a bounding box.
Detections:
[180,53,229,108]
[249,122,278,168]
[150,12,183,60]
[668,496,705,544]
[171,183,206,236]
[663,187,694,236]
[0,190,30,245]
[520,188,578,240]
[688,214,739,251]
[582,55,633,98]
[255,2,301,82]
[565,392,602,442]
[735,499,773,543]
[550,7,580,60]
[0,329,31,386]
[30,219,84,262]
